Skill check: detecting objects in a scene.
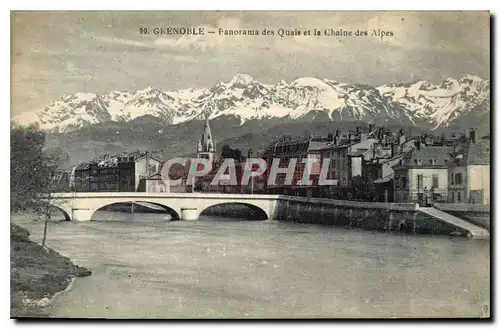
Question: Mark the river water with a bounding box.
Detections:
[14,211,490,319]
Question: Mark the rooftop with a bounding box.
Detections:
[396,145,455,169]
[349,149,369,157]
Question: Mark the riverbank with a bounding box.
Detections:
[10,223,92,318]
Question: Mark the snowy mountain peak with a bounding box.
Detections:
[226,74,255,88]
[292,77,331,89]
[440,77,459,89]
[63,92,99,102]
[135,86,167,97]
[13,75,490,133]
[278,79,289,86]
[137,86,157,93]
[461,75,484,83]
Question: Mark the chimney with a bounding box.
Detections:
[391,142,399,157]
[369,124,374,133]
[335,129,340,138]
[398,129,405,145]
[469,129,476,144]
[247,148,253,158]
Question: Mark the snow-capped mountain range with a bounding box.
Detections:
[13,74,490,133]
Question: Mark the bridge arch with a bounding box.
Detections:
[48,205,71,221]
[198,202,269,220]
[91,201,181,221]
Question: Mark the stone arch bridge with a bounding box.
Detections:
[46,192,281,221]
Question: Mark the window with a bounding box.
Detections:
[417,174,423,190]
[432,174,439,188]
[457,192,461,202]
[328,166,337,180]
[451,191,455,202]
[455,173,462,185]
[429,159,434,165]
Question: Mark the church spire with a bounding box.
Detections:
[198,117,215,153]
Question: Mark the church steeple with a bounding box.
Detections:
[198,117,215,153]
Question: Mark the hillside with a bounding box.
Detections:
[45,116,431,168]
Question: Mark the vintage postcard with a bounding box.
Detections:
[10,11,490,319]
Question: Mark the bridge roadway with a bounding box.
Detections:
[47,192,281,222]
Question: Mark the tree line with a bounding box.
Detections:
[11,123,62,246]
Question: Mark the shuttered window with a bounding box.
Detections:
[432,174,439,188]
[417,174,423,190]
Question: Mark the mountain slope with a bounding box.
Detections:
[45,116,425,169]
[13,74,490,133]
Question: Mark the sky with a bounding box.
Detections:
[11,11,490,116]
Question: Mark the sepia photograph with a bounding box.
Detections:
[9,10,491,319]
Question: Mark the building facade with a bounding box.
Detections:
[72,151,161,192]
[262,135,329,197]
[448,133,490,205]
[393,143,454,205]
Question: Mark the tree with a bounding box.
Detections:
[11,124,46,210]
[11,123,62,247]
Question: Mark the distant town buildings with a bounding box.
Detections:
[70,151,161,193]
[55,118,490,206]
[261,125,490,205]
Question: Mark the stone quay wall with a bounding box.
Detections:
[273,196,465,235]
[434,203,491,230]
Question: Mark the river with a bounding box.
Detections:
[13,211,490,319]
